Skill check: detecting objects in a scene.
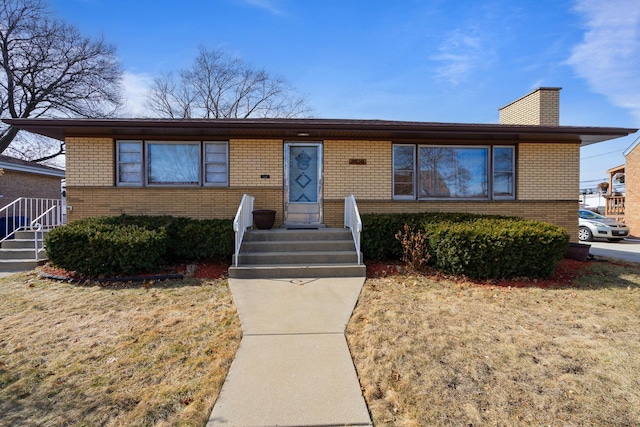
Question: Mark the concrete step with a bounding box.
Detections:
[240,239,355,253]
[0,259,42,272]
[244,229,353,242]
[236,250,359,265]
[228,263,366,279]
[14,229,49,240]
[1,239,44,249]
[0,248,47,260]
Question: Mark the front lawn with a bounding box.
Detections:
[347,260,640,426]
[0,273,241,426]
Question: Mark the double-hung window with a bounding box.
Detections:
[116,140,229,187]
[204,142,229,186]
[492,146,515,199]
[117,141,143,185]
[392,144,515,200]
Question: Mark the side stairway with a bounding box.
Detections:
[229,228,366,279]
[0,230,47,272]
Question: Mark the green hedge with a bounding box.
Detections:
[45,215,234,277]
[362,212,569,279]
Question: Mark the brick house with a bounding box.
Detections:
[623,136,640,237]
[3,88,636,242]
[0,155,65,205]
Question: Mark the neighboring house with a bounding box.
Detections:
[0,155,65,205]
[623,136,640,237]
[3,88,637,242]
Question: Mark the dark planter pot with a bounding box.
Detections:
[565,242,591,262]
[252,209,276,230]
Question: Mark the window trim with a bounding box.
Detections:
[203,141,229,187]
[392,144,416,200]
[392,143,516,201]
[115,140,229,188]
[116,140,143,187]
[492,145,516,200]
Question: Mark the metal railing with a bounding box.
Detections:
[1,198,64,242]
[344,194,363,265]
[233,194,255,267]
[30,204,62,260]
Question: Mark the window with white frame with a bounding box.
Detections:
[204,142,229,186]
[117,141,143,185]
[116,140,229,187]
[392,144,515,200]
[492,146,515,199]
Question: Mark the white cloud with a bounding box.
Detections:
[568,0,640,124]
[431,29,485,85]
[243,0,284,16]
[120,72,154,118]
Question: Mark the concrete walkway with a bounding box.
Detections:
[207,277,372,427]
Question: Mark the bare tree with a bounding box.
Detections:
[146,47,311,119]
[0,0,122,161]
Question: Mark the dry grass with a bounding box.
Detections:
[347,261,640,426]
[0,272,241,427]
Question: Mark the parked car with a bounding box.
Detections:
[579,209,629,242]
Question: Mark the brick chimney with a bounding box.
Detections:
[499,87,561,126]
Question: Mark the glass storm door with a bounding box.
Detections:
[284,142,323,225]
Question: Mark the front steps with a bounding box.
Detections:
[0,230,47,272]
[229,228,365,279]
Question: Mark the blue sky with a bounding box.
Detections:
[49,0,640,188]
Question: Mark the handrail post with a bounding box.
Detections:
[233,194,255,267]
[344,195,363,265]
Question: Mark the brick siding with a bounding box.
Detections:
[66,137,114,186]
[229,139,283,187]
[518,143,580,200]
[324,140,391,199]
[499,88,560,126]
[625,145,640,237]
[65,136,581,239]
[0,170,62,205]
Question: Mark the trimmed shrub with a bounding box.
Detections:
[45,220,166,277]
[173,219,234,260]
[362,212,569,279]
[45,215,234,277]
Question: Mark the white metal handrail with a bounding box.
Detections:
[1,198,63,242]
[344,194,363,265]
[30,205,62,260]
[233,194,255,267]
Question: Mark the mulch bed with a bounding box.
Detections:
[38,260,231,283]
[38,258,591,288]
[365,258,593,289]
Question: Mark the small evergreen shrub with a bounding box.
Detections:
[45,215,234,277]
[45,220,166,277]
[362,212,569,279]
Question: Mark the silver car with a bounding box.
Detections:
[579,209,629,242]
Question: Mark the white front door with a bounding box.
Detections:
[284,142,323,225]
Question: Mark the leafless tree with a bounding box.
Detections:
[0,0,122,161]
[146,47,311,119]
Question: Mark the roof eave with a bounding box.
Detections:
[2,118,637,145]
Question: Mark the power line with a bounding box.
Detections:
[580,149,623,160]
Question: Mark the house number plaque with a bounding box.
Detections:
[349,159,367,165]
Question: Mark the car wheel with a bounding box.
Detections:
[578,226,593,241]
[607,238,623,242]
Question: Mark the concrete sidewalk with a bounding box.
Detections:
[207,277,372,427]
